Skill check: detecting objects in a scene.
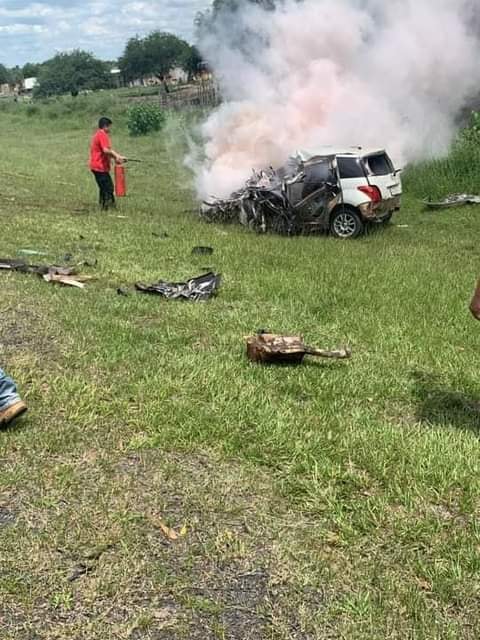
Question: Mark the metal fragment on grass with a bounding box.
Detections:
[135,272,221,301]
[423,193,480,209]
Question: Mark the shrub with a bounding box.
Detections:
[127,103,165,136]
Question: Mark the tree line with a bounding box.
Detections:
[0,31,201,98]
[0,0,278,98]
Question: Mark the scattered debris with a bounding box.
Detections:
[136,272,221,301]
[43,273,93,289]
[246,333,351,365]
[0,258,93,289]
[424,194,480,209]
[155,519,179,541]
[117,287,129,296]
[18,249,48,257]
[150,515,186,542]
[192,246,214,255]
[202,152,341,235]
[0,259,75,276]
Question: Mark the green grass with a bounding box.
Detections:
[1,106,480,639]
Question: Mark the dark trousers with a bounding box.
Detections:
[92,171,115,209]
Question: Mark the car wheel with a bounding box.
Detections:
[330,207,364,239]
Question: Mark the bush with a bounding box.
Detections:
[127,103,165,136]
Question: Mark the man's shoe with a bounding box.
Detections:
[0,401,28,426]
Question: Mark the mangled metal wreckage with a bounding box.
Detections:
[202,148,402,238]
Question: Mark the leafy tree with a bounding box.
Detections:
[22,62,42,78]
[119,37,146,82]
[9,66,23,85]
[0,64,10,85]
[34,50,111,97]
[120,31,196,82]
[180,45,203,79]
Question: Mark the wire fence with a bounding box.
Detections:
[158,80,221,111]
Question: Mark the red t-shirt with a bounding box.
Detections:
[89,129,111,172]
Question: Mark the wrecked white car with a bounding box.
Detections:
[202,147,402,239]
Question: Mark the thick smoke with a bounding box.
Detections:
[193,0,480,199]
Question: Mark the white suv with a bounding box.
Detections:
[294,147,403,238]
[202,146,402,239]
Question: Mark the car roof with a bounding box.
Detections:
[295,147,387,162]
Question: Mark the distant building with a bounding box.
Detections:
[169,67,188,84]
[23,77,38,92]
[110,68,122,88]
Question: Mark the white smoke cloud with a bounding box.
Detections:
[194,0,480,199]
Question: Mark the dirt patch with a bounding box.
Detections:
[1,450,324,639]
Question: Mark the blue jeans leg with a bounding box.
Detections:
[0,368,21,411]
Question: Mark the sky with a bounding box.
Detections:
[0,0,210,67]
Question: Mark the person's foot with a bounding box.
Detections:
[0,400,28,427]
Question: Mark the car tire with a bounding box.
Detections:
[330,206,364,239]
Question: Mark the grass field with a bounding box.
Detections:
[1,101,480,640]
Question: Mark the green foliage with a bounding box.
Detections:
[34,50,112,98]
[9,65,23,85]
[120,31,198,82]
[0,63,10,85]
[127,103,166,136]
[404,111,480,200]
[181,45,203,79]
[22,62,42,79]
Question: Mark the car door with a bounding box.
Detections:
[362,152,402,201]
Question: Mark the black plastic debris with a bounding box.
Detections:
[0,259,76,276]
[135,272,221,301]
[191,246,214,255]
[117,287,129,296]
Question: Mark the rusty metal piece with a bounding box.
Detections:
[246,333,351,365]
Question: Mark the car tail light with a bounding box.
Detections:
[358,185,382,203]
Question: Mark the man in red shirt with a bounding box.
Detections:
[89,117,126,209]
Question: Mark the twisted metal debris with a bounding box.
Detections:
[201,152,341,235]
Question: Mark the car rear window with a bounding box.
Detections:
[364,153,394,176]
[337,156,365,179]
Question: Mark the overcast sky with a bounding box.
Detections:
[0,1,210,67]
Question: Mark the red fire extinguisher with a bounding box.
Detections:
[114,163,127,197]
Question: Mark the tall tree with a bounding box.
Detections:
[22,62,42,78]
[34,50,111,97]
[120,31,195,82]
[0,64,10,85]
[181,45,203,79]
